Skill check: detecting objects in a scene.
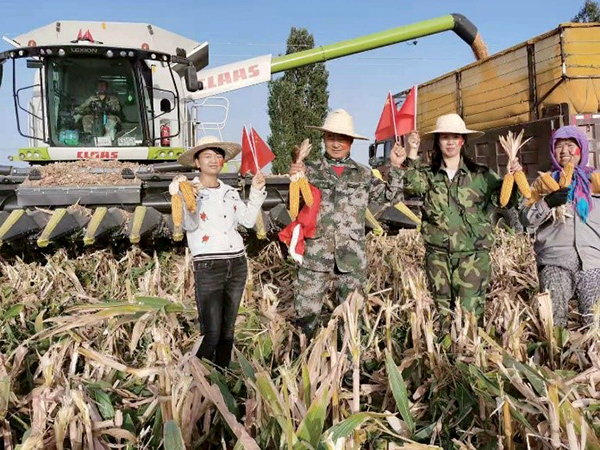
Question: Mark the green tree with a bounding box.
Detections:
[573,0,600,22]
[268,27,329,174]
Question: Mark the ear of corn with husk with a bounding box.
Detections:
[498,129,532,205]
[591,172,600,194]
[289,139,313,219]
[559,162,575,188]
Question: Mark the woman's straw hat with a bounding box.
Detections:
[423,113,484,138]
[178,135,241,167]
[307,109,369,141]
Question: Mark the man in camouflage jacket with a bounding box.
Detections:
[289,109,406,338]
[74,80,121,139]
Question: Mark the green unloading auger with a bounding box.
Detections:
[270,14,488,73]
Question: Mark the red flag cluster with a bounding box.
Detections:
[374,86,417,141]
[241,127,275,175]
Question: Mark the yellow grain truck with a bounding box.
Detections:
[371,22,600,178]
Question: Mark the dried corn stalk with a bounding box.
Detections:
[498,129,532,205]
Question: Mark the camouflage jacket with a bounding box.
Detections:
[404,156,508,253]
[303,156,404,273]
[75,94,121,116]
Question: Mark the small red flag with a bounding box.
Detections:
[374,86,417,141]
[241,127,275,175]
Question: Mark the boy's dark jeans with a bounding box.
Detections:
[193,255,248,368]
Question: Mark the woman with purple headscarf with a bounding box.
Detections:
[520,125,600,327]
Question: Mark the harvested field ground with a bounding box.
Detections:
[0,229,598,449]
[23,160,141,187]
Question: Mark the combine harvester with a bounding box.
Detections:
[0,15,488,251]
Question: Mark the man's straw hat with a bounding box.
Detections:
[423,113,484,138]
[307,109,368,141]
[178,135,241,167]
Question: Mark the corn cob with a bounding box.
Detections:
[171,194,183,229]
[500,173,515,207]
[559,162,574,188]
[254,209,267,240]
[513,170,531,199]
[179,181,197,213]
[592,172,600,194]
[538,172,560,193]
[365,208,384,236]
[289,179,300,219]
[298,176,313,207]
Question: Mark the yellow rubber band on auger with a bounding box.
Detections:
[37,208,67,248]
[394,201,421,230]
[129,206,147,244]
[0,209,25,246]
[84,207,108,246]
[365,208,384,236]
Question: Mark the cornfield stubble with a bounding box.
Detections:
[0,229,599,449]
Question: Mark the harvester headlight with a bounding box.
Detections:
[9,52,15,58]
[162,55,168,61]
[18,50,25,56]
[27,151,32,158]
[19,152,25,159]
[58,49,65,56]
[168,151,174,157]
[151,53,156,59]
[120,51,126,57]
[34,152,40,159]
[106,50,114,58]
[128,51,134,57]
[46,49,53,55]
[39,49,45,55]
[160,151,166,158]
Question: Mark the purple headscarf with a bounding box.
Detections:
[550,125,594,221]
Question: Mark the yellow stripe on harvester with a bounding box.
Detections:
[37,208,68,248]
[0,209,25,247]
[84,207,108,246]
[129,206,147,244]
[365,208,384,236]
[372,168,384,181]
[394,201,421,229]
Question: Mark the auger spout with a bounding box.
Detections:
[270,14,487,74]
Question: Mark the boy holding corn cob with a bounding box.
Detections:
[401,114,522,322]
[288,109,406,338]
[170,135,267,368]
[520,126,600,327]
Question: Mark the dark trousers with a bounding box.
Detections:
[193,255,248,368]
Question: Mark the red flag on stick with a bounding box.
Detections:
[374,86,417,141]
[241,126,275,175]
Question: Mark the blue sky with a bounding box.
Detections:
[0,0,582,167]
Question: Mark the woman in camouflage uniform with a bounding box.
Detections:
[520,126,600,327]
[288,109,406,338]
[400,114,521,321]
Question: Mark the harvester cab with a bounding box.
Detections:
[1,21,208,162]
[0,15,487,250]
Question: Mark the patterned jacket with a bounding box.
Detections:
[302,156,404,273]
[404,156,508,254]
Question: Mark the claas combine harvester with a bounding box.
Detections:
[0,15,487,251]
